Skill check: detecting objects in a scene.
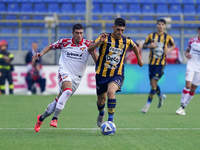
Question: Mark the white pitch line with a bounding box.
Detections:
[0,128,200,130]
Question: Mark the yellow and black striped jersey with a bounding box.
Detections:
[94,33,136,77]
[144,32,174,66]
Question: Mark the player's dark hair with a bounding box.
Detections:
[114,18,126,27]
[72,24,84,32]
[157,18,166,24]
[198,26,200,31]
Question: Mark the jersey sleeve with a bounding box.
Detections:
[9,53,14,61]
[168,35,174,46]
[128,38,136,48]
[50,38,65,50]
[144,34,152,45]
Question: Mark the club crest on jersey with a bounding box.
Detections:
[80,47,86,51]
[63,75,68,79]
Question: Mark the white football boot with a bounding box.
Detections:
[158,94,167,108]
[176,107,186,115]
[97,109,106,127]
[141,103,150,113]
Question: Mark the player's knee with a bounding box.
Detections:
[107,90,115,99]
[98,99,106,106]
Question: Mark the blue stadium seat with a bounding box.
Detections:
[182,0,195,4]
[61,4,74,13]
[2,0,16,2]
[28,28,45,34]
[167,29,180,34]
[115,4,128,13]
[140,29,154,34]
[20,15,31,26]
[7,3,19,12]
[74,3,86,13]
[5,15,18,26]
[169,4,182,14]
[98,0,111,4]
[93,28,102,34]
[142,4,155,13]
[128,4,141,13]
[126,0,140,3]
[102,3,114,13]
[183,4,196,14]
[125,28,140,34]
[47,3,60,13]
[43,0,57,3]
[92,16,101,27]
[74,15,86,27]
[154,0,167,4]
[21,3,33,12]
[34,3,47,13]
[59,16,73,27]
[92,3,101,13]
[184,16,196,27]
[142,16,155,27]
[7,37,18,50]
[21,37,29,50]
[101,15,113,27]
[112,0,124,3]
[167,0,181,4]
[173,37,180,49]
[126,16,140,27]
[121,15,129,20]
[156,4,168,14]
[32,15,45,27]
[198,5,200,14]
[16,0,29,2]
[184,29,196,34]
[171,16,181,27]
[184,38,190,50]
[57,0,70,3]
[70,0,85,3]
[140,0,153,4]
[29,0,43,3]
[0,28,18,34]
[0,15,3,26]
[0,3,6,12]
[59,28,71,35]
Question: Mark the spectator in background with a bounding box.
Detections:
[166,46,182,64]
[0,40,14,94]
[25,41,46,95]
[25,58,46,95]
[125,40,143,64]
[25,41,41,65]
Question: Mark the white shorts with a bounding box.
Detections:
[185,68,200,86]
[58,72,82,93]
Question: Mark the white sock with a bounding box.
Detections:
[180,87,190,104]
[46,97,58,114]
[184,92,194,107]
[56,88,72,110]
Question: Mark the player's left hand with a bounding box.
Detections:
[138,60,144,67]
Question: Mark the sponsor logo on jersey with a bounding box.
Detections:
[67,52,83,59]
[109,47,123,54]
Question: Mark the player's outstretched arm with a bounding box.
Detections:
[132,46,144,67]
[32,45,51,60]
[90,50,99,64]
[88,33,107,53]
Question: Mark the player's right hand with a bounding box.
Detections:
[149,42,157,49]
[185,53,192,59]
[99,33,108,43]
[32,53,43,60]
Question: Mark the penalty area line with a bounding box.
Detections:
[0,128,200,130]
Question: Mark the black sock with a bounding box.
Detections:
[52,117,58,120]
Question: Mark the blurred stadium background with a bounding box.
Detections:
[0,0,200,94]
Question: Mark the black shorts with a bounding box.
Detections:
[149,65,165,80]
[95,74,124,95]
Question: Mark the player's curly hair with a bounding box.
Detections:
[114,18,126,27]
[73,23,84,32]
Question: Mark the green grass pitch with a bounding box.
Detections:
[1,94,200,150]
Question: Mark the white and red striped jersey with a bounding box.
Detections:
[187,37,200,72]
[50,38,91,78]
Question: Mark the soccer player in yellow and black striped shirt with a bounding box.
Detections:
[88,18,143,126]
[141,18,176,113]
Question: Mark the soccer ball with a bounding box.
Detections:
[100,121,116,135]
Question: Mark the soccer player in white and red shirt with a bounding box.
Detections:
[176,26,200,115]
[33,24,98,132]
